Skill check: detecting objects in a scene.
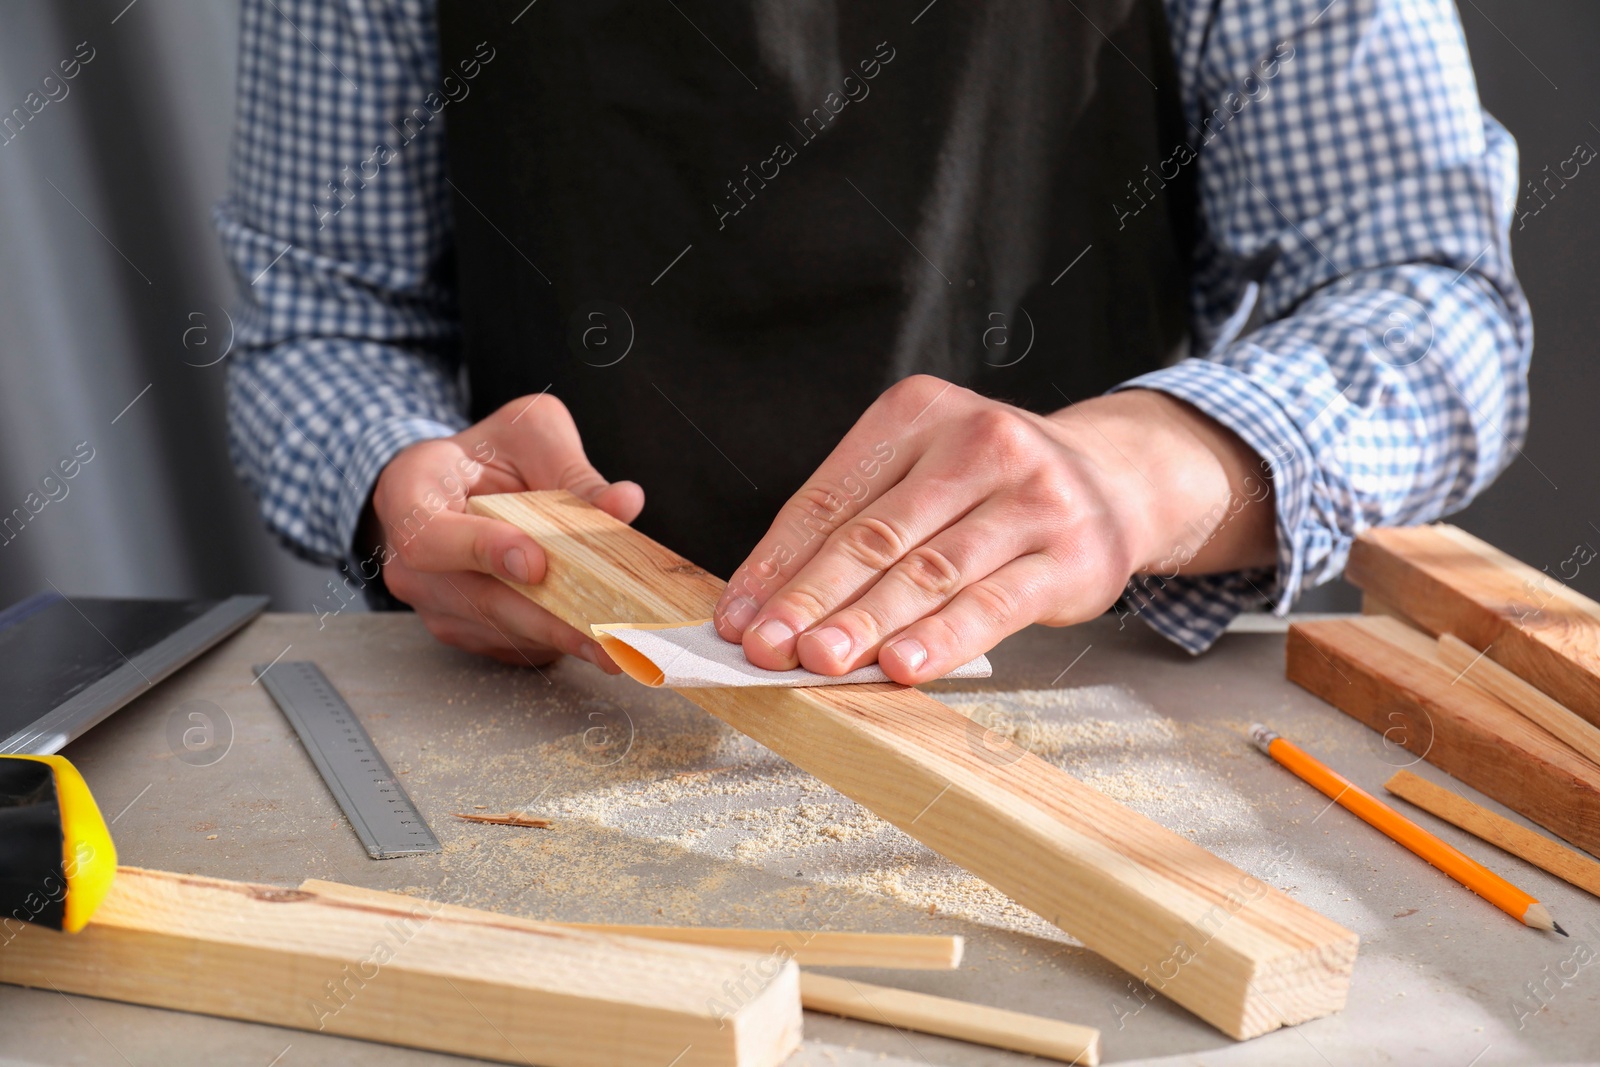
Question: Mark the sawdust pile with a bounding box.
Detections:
[413,682,1266,939]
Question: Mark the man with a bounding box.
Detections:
[217,0,1529,683]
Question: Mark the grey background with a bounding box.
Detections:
[0,0,1593,616]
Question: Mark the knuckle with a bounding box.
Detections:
[787,483,850,540]
[471,530,498,576]
[382,561,421,603]
[837,516,907,571]
[421,613,461,645]
[897,545,963,598]
[964,579,1022,628]
[883,373,946,412]
[391,531,425,571]
[834,603,893,642]
[771,586,832,625]
[1030,465,1077,505]
[496,391,569,426]
[475,591,516,635]
[970,407,1036,461]
[388,505,436,556]
[556,459,605,495]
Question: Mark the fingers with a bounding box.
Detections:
[375,438,548,584]
[488,395,645,522]
[736,472,988,671]
[421,613,561,669]
[715,376,961,640]
[790,497,1042,674]
[591,479,645,525]
[377,391,642,674]
[877,553,1065,686]
[402,569,620,673]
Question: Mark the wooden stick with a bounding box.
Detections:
[452,811,552,827]
[1385,771,1600,899]
[1346,524,1600,728]
[301,879,964,969]
[1436,633,1600,768]
[0,867,801,1067]
[468,491,1358,1040]
[799,972,1100,1065]
[1286,615,1600,856]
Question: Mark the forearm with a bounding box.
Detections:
[216,0,463,562]
[1114,0,1531,655]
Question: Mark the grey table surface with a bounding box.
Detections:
[3,611,1598,1067]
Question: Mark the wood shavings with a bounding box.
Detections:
[452,812,552,827]
[412,678,1281,939]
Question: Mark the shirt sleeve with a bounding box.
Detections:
[1115,0,1532,652]
[215,0,467,564]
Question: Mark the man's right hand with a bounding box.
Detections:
[365,394,643,669]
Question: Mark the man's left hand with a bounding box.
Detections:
[711,375,1276,684]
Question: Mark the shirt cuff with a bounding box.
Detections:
[1109,358,1318,653]
[336,414,465,562]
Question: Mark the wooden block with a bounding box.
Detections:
[1286,615,1600,856]
[1346,524,1600,728]
[302,879,963,969]
[799,972,1100,1065]
[1385,771,1600,899]
[1436,633,1600,769]
[469,490,1358,1040]
[1359,591,1409,622]
[0,867,800,1067]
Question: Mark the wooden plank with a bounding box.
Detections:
[1286,615,1600,856]
[1346,524,1600,728]
[302,879,963,969]
[0,867,800,1067]
[799,972,1100,1065]
[1436,633,1600,768]
[1384,771,1600,898]
[470,490,1358,1040]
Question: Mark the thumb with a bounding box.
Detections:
[555,455,643,525]
[496,393,646,524]
[590,479,645,524]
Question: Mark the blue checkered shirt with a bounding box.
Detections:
[216,0,1530,652]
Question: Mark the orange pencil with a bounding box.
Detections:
[1248,724,1565,935]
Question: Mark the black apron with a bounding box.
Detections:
[439,0,1192,578]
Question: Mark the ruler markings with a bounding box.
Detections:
[255,661,440,859]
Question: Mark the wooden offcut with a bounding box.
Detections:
[0,867,801,1067]
[1345,524,1600,728]
[1286,615,1600,856]
[452,811,553,827]
[470,490,1358,1040]
[302,879,964,969]
[1385,771,1600,899]
[1436,633,1600,769]
[799,973,1100,1064]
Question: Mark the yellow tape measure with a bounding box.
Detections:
[1,754,116,932]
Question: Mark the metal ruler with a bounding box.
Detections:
[255,660,440,859]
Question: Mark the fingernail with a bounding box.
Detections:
[577,642,602,667]
[502,547,530,584]
[811,626,853,660]
[722,596,759,632]
[752,617,795,652]
[884,636,928,672]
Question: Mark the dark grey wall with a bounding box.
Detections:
[0,1,331,613]
[0,1,1594,617]
[1451,0,1600,591]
